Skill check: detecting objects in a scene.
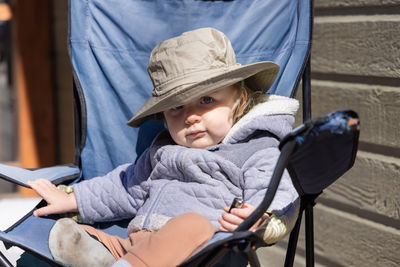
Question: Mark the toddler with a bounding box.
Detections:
[28,27,299,267]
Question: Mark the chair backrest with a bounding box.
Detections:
[69,0,312,179]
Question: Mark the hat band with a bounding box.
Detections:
[152,64,242,96]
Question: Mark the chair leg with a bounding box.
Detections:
[305,204,315,267]
[284,211,303,267]
[0,251,13,267]
[246,245,261,267]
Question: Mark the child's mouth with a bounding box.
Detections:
[187,130,206,139]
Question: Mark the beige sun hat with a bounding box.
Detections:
[127,27,280,127]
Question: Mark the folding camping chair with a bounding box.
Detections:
[0,0,360,266]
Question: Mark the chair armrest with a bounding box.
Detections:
[0,164,80,187]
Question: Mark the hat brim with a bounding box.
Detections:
[127,61,279,127]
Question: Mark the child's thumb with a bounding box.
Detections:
[33,206,54,217]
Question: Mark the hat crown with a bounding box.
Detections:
[147,28,237,96]
[127,27,279,128]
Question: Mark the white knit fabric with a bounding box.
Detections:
[223,94,299,143]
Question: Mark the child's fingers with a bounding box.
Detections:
[27,181,49,198]
[218,226,226,231]
[218,224,230,231]
[26,180,43,194]
[217,218,226,231]
[27,179,49,191]
[35,179,56,191]
[217,217,226,231]
[230,208,252,219]
[222,212,244,225]
[218,216,240,231]
[220,202,257,231]
[33,205,55,217]
[229,203,256,218]
[28,180,67,210]
[218,214,241,231]
[28,179,58,195]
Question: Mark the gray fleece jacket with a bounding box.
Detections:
[73,95,300,234]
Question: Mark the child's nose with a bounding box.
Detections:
[185,110,201,125]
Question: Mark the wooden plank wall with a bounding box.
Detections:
[288,1,400,266]
[259,1,399,266]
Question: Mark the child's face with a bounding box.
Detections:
[163,85,240,148]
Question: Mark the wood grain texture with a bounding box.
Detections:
[308,80,400,149]
[321,151,400,221]
[315,0,400,8]
[312,17,400,78]
[294,204,400,267]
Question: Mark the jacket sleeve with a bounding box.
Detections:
[241,145,299,243]
[72,149,153,223]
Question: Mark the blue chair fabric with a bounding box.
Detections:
[70,0,312,180]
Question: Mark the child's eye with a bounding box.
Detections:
[200,96,214,104]
[171,105,184,111]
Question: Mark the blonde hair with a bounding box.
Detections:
[232,81,269,124]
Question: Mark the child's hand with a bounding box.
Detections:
[218,203,253,231]
[27,179,78,217]
[218,203,269,231]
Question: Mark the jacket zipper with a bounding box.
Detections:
[142,182,171,228]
